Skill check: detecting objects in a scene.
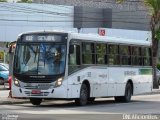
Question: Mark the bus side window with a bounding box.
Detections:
[108,44,119,65]
[96,43,106,64]
[82,42,95,64]
[68,45,80,74]
[141,47,152,66]
[131,46,141,66]
[119,45,131,65]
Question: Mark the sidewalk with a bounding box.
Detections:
[0,85,30,105]
[0,85,6,90]
[0,88,160,105]
[149,88,160,94]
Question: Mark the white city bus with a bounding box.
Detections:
[12,31,152,106]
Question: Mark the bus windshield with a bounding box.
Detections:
[14,43,66,75]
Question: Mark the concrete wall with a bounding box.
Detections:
[33,0,150,31]
[33,0,144,10]
[111,9,150,30]
[74,6,112,28]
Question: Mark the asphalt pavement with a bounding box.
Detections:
[1,95,160,120]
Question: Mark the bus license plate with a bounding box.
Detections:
[31,90,41,94]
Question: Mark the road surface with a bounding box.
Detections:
[0,94,160,120]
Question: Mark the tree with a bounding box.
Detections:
[0,0,7,2]
[17,0,32,3]
[144,0,160,88]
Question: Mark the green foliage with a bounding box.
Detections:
[0,52,4,60]
[17,0,32,3]
[157,63,160,70]
[144,0,160,14]
[0,0,7,2]
[144,0,160,42]
[155,29,160,40]
[116,0,125,4]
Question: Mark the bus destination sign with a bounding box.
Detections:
[22,34,65,42]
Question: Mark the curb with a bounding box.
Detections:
[145,91,160,95]
[0,88,9,90]
[135,90,160,95]
[0,98,30,105]
[0,86,8,90]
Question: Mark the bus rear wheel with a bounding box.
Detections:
[75,84,89,106]
[30,98,42,105]
[88,97,95,103]
[115,83,132,103]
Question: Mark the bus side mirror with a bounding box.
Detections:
[69,45,74,54]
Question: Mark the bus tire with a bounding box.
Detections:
[75,84,89,106]
[114,96,123,102]
[30,98,42,105]
[115,83,132,103]
[123,83,132,102]
[88,97,95,103]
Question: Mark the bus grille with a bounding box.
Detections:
[24,86,50,90]
[24,91,49,96]
[23,84,52,90]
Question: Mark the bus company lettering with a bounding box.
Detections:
[124,71,136,76]
[30,76,45,78]
[38,36,56,41]
[87,72,91,77]
[99,74,107,78]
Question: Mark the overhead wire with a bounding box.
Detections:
[0,2,148,15]
[0,5,149,21]
[0,18,150,25]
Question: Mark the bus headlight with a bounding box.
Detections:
[14,78,20,87]
[55,77,63,87]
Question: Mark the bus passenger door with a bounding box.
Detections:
[68,44,81,98]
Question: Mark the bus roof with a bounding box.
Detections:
[18,30,151,46]
[18,30,68,37]
[69,33,151,46]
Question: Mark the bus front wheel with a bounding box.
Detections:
[88,97,95,103]
[75,84,89,106]
[30,98,42,105]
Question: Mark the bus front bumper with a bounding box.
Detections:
[11,85,68,99]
